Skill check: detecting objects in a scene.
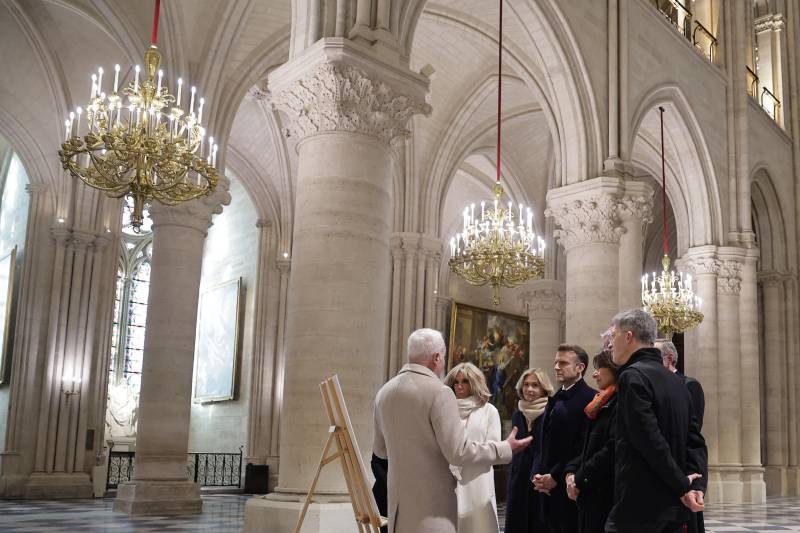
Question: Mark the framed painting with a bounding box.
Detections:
[193,278,241,403]
[448,302,530,422]
[0,247,16,385]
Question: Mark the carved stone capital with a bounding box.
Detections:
[618,192,654,226]
[149,178,231,234]
[677,246,718,276]
[545,194,625,250]
[26,183,49,196]
[519,280,565,319]
[276,258,291,275]
[273,62,431,145]
[716,258,743,295]
[758,271,790,288]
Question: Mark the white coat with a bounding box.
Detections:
[373,364,512,533]
[452,402,501,533]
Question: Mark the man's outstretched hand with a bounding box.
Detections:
[505,426,532,454]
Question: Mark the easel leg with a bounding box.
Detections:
[293,431,337,533]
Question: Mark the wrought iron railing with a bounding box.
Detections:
[105,446,243,490]
[746,66,760,100]
[692,21,717,62]
[106,450,135,490]
[760,86,781,120]
[186,446,244,487]
[650,0,718,64]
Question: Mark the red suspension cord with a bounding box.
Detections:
[659,106,668,256]
[496,0,503,184]
[151,0,161,45]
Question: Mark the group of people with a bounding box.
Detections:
[372,308,708,533]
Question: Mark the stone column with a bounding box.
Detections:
[114,185,230,515]
[678,246,720,500]
[245,42,430,532]
[546,177,625,352]
[786,275,800,495]
[520,280,564,373]
[738,249,765,503]
[759,271,789,495]
[714,249,746,504]
[617,181,654,310]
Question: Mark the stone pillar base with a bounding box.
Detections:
[741,466,766,503]
[765,465,790,496]
[24,472,93,499]
[244,494,359,533]
[786,467,800,496]
[707,466,765,504]
[113,480,201,515]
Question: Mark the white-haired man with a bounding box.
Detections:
[373,328,531,533]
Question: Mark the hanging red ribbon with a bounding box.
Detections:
[496,0,503,184]
[659,106,668,256]
[151,0,161,45]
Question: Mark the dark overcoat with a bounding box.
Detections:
[505,409,546,533]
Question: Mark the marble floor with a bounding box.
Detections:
[0,494,799,532]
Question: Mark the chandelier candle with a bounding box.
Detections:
[58,0,218,231]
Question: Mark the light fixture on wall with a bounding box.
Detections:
[447,0,544,305]
[641,107,703,337]
[58,0,218,232]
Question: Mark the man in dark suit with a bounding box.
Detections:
[606,309,707,533]
[532,344,596,533]
[656,339,706,533]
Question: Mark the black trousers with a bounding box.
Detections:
[605,516,683,533]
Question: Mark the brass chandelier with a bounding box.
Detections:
[641,107,703,337]
[448,0,545,305]
[58,0,218,231]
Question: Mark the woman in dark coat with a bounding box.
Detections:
[505,367,554,533]
[564,349,618,533]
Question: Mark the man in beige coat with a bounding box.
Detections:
[373,328,531,533]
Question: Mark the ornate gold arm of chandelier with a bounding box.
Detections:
[57,0,218,231]
[641,107,703,336]
[447,0,545,305]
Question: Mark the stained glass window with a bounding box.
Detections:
[108,196,153,394]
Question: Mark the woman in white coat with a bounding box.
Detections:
[444,362,501,533]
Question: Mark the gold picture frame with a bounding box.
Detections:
[448,302,530,421]
[0,247,16,385]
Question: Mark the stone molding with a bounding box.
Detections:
[545,194,625,250]
[274,62,431,145]
[391,232,443,262]
[755,13,785,33]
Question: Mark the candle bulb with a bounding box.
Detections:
[176,78,183,106]
[113,64,120,93]
[157,69,163,93]
[198,98,205,123]
[90,74,97,99]
[69,111,75,137]
[134,65,140,91]
[64,119,71,141]
[75,107,82,137]
[189,86,196,115]
[97,67,104,94]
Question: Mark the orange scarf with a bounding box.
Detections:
[583,385,616,420]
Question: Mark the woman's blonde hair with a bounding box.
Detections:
[515,368,555,400]
[444,362,491,404]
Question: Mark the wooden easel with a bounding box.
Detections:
[293,375,388,533]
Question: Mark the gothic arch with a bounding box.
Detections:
[629,85,724,252]
[751,167,789,272]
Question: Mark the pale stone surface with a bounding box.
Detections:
[113,480,202,515]
[244,497,358,533]
[520,280,564,373]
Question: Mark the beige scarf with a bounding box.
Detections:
[518,397,548,430]
[457,396,482,420]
